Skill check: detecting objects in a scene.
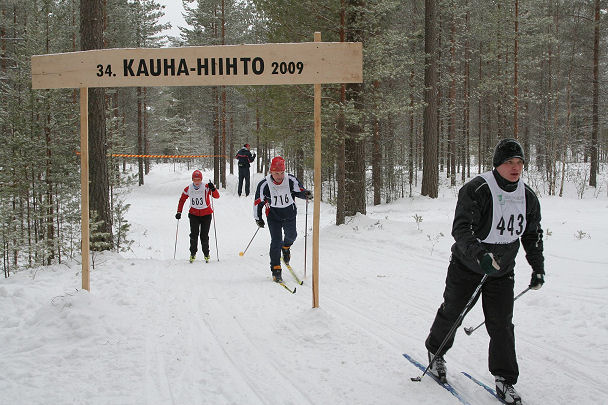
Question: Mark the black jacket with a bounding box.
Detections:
[451,170,544,277]
[235,148,255,168]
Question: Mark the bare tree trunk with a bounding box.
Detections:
[296,148,304,182]
[464,1,470,180]
[448,11,456,186]
[256,102,261,173]
[336,96,346,223]
[229,113,234,175]
[45,111,54,264]
[213,87,220,185]
[522,85,530,166]
[144,87,150,175]
[43,9,55,264]
[590,0,600,187]
[478,45,482,174]
[81,0,112,249]
[409,71,415,198]
[137,86,144,185]
[549,6,561,196]
[513,0,519,139]
[344,0,366,216]
[336,0,346,224]
[221,87,227,188]
[560,39,576,198]
[220,0,227,188]
[422,0,439,198]
[372,81,382,205]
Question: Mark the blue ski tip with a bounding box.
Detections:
[403,353,472,405]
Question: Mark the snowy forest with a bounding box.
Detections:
[1,0,607,275]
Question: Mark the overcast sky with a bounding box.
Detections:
[156,0,187,39]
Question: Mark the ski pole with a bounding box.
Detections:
[464,287,531,336]
[412,274,488,382]
[173,218,180,260]
[239,227,260,257]
[304,195,309,278]
[211,197,219,261]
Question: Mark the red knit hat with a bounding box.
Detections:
[270,156,285,172]
[192,170,203,180]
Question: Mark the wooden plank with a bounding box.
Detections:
[312,33,322,308]
[32,42,362,89]
[80,88,90,292]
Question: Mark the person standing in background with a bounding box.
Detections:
[236,144,256,197]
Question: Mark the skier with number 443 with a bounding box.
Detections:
[423,138,545,405]
[253,156,312,283]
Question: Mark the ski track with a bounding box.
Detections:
[196,278,313,405]
[192,291,269,405]
[144,330,176,405]
[321,296,502,405]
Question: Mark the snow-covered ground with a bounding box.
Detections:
[1,164,607,405]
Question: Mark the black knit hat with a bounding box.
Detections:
[493,138,525,167]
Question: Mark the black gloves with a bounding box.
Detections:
[529,272,544,290]
[304,190,313,200]
[208,181,216,192]
[175,212,181,220]
[478,252,500,274]
[256,219,265,228]
[252,153,256,159]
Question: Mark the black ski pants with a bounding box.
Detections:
[267,216,297,267]
[188,213,212,257]
[238,166,251,196]
[425,258,519,384]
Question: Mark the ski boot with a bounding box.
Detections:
[282,246,291,264]
[495,376,522,405]
[271,265,283,283]
[204,255,210,263]
[189,255,196,263]
[428,351,447,383]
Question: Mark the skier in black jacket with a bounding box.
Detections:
[235,144,256,196]
[424,138,544,405]
[253,156,312,283]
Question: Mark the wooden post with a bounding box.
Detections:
[80,88,90,291]
[312,32,321,308]
[32,42,361,294]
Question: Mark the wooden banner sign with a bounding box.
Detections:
[31,42,362,89]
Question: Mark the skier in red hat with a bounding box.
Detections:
[253,156,312,283]
[175,170,220,263]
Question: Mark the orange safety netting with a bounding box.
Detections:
[111,154,228,158]
[76,152,227,158]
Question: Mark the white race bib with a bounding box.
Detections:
[480,172,526,244]
[187,183,208,210]
[266,174,293,208]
